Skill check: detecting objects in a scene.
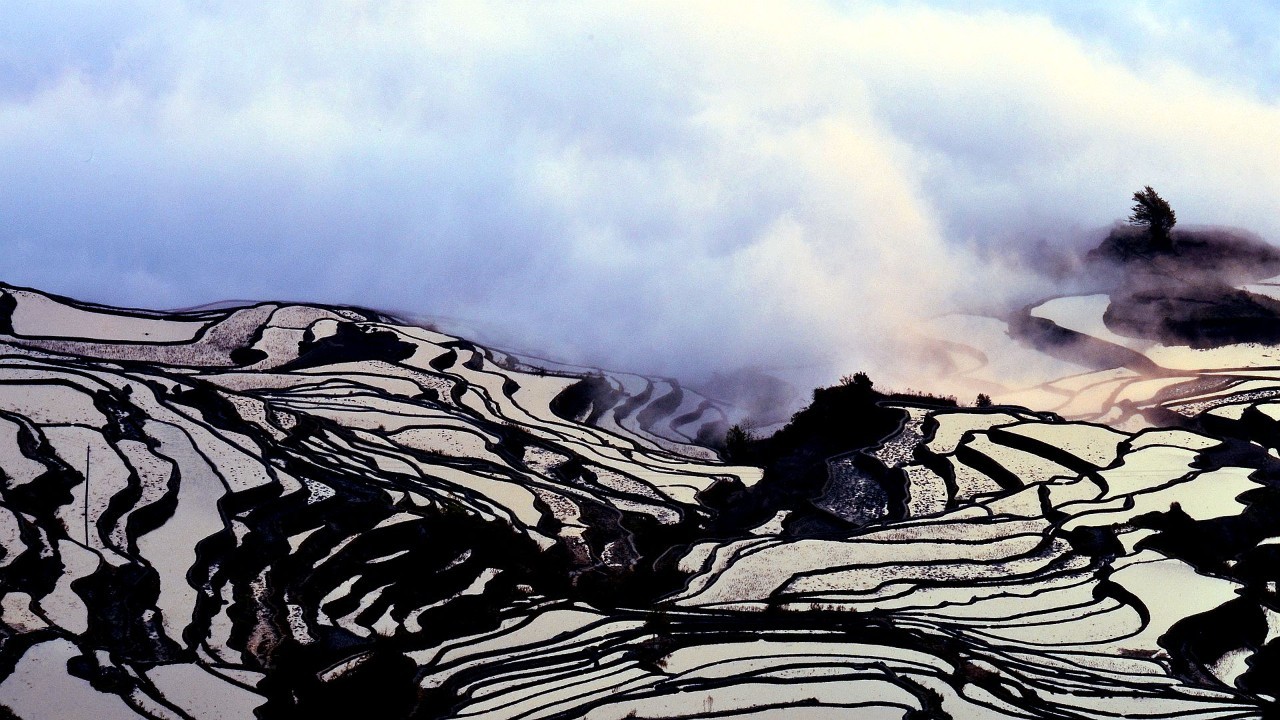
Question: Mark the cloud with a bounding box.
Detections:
[1,2,1279,390]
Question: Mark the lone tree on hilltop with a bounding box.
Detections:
[1128,185,1177,252]
[722,422,755,461]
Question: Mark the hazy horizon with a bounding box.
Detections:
[3,2,1279,391]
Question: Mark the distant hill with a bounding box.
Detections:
[1088,225,1280,347]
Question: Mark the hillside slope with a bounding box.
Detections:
[0,283,1276,719]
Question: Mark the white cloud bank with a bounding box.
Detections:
[1,1,1278,387]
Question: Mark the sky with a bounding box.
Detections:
[2,1,1279,389]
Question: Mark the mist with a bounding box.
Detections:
[3,2,1279,399]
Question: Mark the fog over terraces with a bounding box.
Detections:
[2,229,1280,718]
[6,4,1280,717]
[7,4,1280,403]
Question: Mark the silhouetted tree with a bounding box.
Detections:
[975,393,992,408]
[839,372,873,393]
[1128,185,1177,252]
[723,423,754,461]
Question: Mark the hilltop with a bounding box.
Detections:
[1088,225,1280,348]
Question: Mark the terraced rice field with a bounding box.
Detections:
[0,282,1278,718]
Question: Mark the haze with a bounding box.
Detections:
[3,1,1279,392]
